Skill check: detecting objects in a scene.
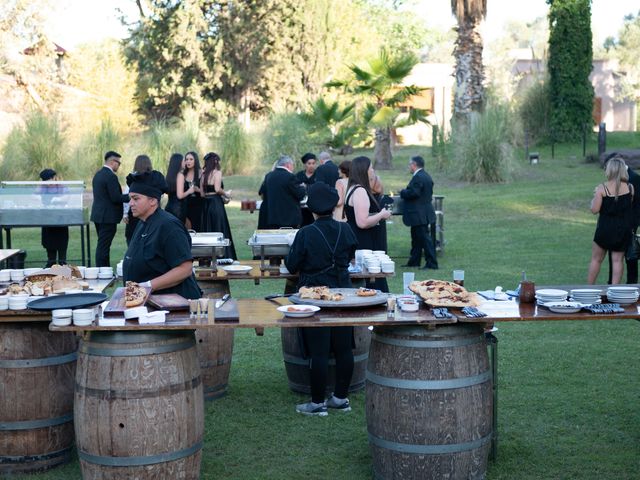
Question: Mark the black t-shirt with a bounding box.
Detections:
[123,208,200,299]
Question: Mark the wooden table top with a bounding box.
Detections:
[0,277,116,323]
[195,260,393,282]
[0,249,21,263]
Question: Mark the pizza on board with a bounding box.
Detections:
[125,281,148,307]
[298,286,344,302]
[409,279,481,307]
[356,287,378,297]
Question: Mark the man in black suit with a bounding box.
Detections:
[90,151,129,267]
[400,155,438,269]
[313,151,339,187]
[263,156,306,228]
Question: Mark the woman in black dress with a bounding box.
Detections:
[285,182,359,416]
[588,156,634,284]
[179,151,203,231]
[39,169,69,267]
[124,155,153,245]
[295,152,317,226]
[344,156,392,292]
[200,152,237,260]
[165,153,185,222]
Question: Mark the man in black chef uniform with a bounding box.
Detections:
[262,155,306,229]
[286,182,359,416]
[123,170,200,299]
[400,155,438,270]
[90,151,129,267]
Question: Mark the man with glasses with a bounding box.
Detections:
[90,151,129,267]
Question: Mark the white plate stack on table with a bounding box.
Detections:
[606,286,639,304]
[8,294,28,310]
[51,309,72,326]
[570,288,602,305]
[98,267,114,279]
[84,267,99,279]
[535,289,568,305]
[0,269,10,282]
[361,250,394,274]
[10,269,24,282]
[0,295,8,310]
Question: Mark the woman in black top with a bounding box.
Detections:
[296,153,317,227]
[124,170,200,299]
[124,155,153,245]
[178,151,203,231]
[39,169,69,267]
[344,156,392,292]
[286,182,359,416]
[165,153,186,222]
[200,152,237,260]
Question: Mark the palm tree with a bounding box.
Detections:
[327,48,428,169]
[451,0,487,127]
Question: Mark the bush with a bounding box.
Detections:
[519,81,551,144]
[0,111,67,180]
[146,116,200,171]
[261,113,315,166]
[70,118,123,180]
[218,120,257,175]
[453,103,516,183]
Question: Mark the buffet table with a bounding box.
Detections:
[5,283,639,480]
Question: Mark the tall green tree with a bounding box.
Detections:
[451,0,487,128]
[604,10,640,105]
[546,0,594,141]
[327,48,428,169]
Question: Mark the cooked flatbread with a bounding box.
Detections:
[298,286,344,302]
[409,279,481,307]
[125,281,147,307]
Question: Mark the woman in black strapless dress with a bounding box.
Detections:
[588,156,634,284]
[178,151,203,231]
[200,152,237,260]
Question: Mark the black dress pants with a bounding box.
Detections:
[94,223,117,267]
[302,326,354,404]
[408,224,438,268]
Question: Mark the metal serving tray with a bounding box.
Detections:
[190,232,230,258]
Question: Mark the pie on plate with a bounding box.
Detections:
[409,279,481,307]
[125,281,148,307]
[356,287,378,297]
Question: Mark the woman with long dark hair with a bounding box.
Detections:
[200,152,237,260]
[124,154,153,245]
[178,151,203,231]
[344,156,392,292]
[165,153,185,222]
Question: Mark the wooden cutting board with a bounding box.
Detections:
[147,294,190,311]
[215,298,239,322]
[103,286,151,316]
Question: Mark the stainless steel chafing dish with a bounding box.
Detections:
[190,232,231,259]
[247,228,298,271]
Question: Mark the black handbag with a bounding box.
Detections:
[625,232,640,261]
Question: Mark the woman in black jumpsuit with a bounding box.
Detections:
[285,182,359,416]
[123,171,200,299]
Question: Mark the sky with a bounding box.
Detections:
[46,0,637,50]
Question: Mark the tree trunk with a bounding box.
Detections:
[453,18,485,129]
[374,127,392,170]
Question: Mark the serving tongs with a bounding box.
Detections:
[461,306,488,318]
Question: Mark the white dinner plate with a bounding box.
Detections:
[221,265,253,275]
[277,305,321,318]
[536,289,568,297]
[543,301,583,313]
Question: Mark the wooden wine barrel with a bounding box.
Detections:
[198,279,234,400]
[281,326,371,395]
[366,324,492,480]
[75,330,204,480]
[0,324,76,474]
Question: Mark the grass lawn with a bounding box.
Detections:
[11,133,640,479]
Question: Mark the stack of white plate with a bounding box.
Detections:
[0,295,8,310]
[98,267,114,279]
[51,309,72,326]
[10,269,24,282]
[570,288,602,304]
[0,270,11,282]
[535,289,568,305]
[73,309,95,326]
[8,294,29,310]
[606,286,639,304]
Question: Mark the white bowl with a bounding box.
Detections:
[73,309,95,322]
[277,305,321,318]
[73,317,94,326]
[98,272,113,279]
[124,306,148,320]
[51,316,72,326]
[52,309,73,318]
[543,301,583,313]
[221,265,253,275]
[84,267,99,279]
[400,301,419,312]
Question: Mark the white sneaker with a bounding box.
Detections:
[296,401,328,416]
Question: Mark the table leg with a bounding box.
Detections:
[86,224,91,267]
[80,225,85,267]
[5,228,11,249]
[486,332,498,461]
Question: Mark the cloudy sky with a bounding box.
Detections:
[46,0,637,50]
